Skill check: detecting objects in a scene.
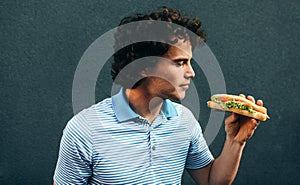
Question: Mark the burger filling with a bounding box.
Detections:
[213,97,254,113]
[225,101,254,113]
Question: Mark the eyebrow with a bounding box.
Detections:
[173,58,190,62]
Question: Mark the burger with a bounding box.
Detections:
[207,94,270,121]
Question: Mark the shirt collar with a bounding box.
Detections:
[112,89,178,122]
[161,99,178,119]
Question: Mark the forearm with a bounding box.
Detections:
[209,138,245,185]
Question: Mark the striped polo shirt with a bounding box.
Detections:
[53,89,214,184]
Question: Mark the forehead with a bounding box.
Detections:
[164,39,192,59]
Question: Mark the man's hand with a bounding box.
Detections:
[225,94,262,145]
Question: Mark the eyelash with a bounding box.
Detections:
[176,61,187,66]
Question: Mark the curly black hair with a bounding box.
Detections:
[111,6,206,88]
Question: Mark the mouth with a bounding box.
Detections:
[180,83,190,90]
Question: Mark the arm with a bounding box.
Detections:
[53,113,93,184]
[188,95,261,185]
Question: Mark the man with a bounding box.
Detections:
[53,7,262,185]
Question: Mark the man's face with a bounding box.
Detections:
[143,39,195,100]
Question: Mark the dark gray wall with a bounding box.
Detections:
[1,0,299,184]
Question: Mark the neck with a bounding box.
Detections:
[125,87,163,123]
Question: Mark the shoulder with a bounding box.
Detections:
[65,97,114,131]
[77,97,113,120]
[170,101,203,134]
[171,101,196,120]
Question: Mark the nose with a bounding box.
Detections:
[184,61,195,78]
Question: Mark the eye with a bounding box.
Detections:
[176,61,185,66]
[174,59,188,67]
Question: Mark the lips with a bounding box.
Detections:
[180,83,190,90]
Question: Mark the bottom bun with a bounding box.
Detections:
[207,101,269,121]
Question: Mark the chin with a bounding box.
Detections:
[178,94,186,100]
[169,92,186,101]
[177,90,186,100]
[159,88,186,101]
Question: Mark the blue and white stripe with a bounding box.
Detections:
[53,89,213,184]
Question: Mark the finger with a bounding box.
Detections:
[247,95,255,103]
[225,113,239,124]
[256,99,263,106]
[239,94,246,98]
[256,120,261,126]
[251,118,260,129]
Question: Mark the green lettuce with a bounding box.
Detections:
[225,101,254,113]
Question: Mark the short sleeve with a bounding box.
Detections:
[185,109,214,170]
[53,112,93,184]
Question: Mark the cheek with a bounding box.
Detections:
[154,67,181,82]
